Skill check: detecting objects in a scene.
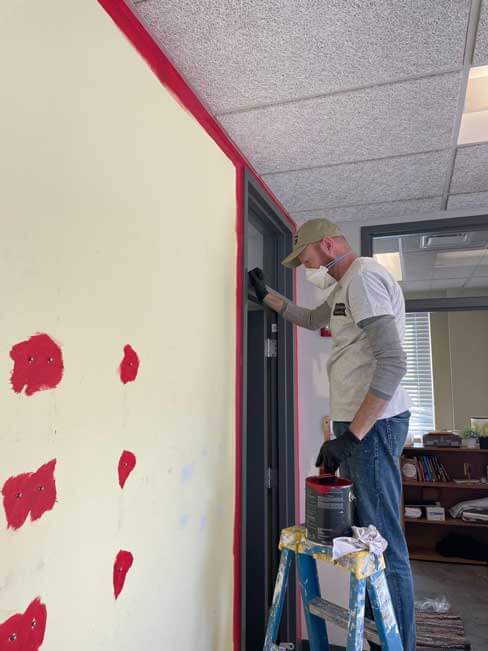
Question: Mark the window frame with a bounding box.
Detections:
[361,214,488,313]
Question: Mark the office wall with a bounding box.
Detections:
[431,311,488,430]
[0,2,236,649]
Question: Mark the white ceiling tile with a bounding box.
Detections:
[262,151,450,213]
[430,266,474,280]
[430,278,466,289]
[134,0,470,114]
[465,276,488,288]
[447,190,488,210]
[450,143,488,194]
[291,197,441,225]
[401,280,431,292]
[402,251,435,281]
[474,0,488,66]
[219,74,461,173]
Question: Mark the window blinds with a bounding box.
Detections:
[401,312,435,439]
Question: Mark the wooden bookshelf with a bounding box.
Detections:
[402,446,488,566]
[403,480,488,490]
[404,446,488,454]
[405,516,488,529]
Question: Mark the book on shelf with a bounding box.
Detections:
[401,454,451,483]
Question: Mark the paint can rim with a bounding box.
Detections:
[306,474,352,494]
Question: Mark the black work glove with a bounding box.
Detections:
[315,429,361,474]
[248,267,269,303]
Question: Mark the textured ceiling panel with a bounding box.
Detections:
[466,276,488,287]
[291,197,441,225]
[134,0,470,114]
[447,191,488,210]
[473,0,488,65]
[220,73,460,173]
[262,151,450,213]
[449,144,488,194]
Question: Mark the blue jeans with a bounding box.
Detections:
[334,412,415,651]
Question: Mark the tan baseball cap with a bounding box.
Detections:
[282,218,342,268]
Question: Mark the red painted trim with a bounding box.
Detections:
[233,165,245,649]
[96,2,298,648]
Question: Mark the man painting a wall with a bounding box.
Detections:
[249,218,415,651]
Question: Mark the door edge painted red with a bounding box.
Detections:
[96,2,299,648]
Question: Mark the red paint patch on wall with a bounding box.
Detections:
[113,550,133,599]
[10,334,63,396]
[119,345,139,384]
[28,460,57,523]
[118,451,136,489]
[0,612,23,651]
[1,473,32,530]
[23,599,47,651]
[0,598,47,651]
[2,460,57,530]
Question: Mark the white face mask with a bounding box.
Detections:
[305,266,336,289]
[304,252,352,289]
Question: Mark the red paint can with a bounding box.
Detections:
[305,474,354,544]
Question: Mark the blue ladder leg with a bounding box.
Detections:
[263,548,293,651]
[296,552,329,651]
[346,575,366,651]
[366,570,404,651]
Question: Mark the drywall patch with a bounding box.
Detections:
[2,460,57,530]
[118,345,139,384]
[0,597,47,650]
[181,463,194,483]
[10,334,64,396]
[113,550,133,600]
[118,451,136,489]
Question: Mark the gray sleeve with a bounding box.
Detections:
[280,299,331,331]
[358,315,407,400]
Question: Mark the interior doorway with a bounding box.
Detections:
[241,171,296,650]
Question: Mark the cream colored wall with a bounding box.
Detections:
[0,2,236,650]
[431,311,488,430]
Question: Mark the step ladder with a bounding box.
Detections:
[264,526,404,651]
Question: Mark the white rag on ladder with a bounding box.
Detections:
[332,525,388,560]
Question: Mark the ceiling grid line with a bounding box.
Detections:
[440,0,483,210]
[291,195,443,216]
[215,68,464,119]
[259,148,449,179]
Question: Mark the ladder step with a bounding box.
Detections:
[308,597,381,646]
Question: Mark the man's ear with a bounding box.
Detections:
[319,236,334,254]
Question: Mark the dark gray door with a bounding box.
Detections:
[242,173,295,650]
[245,306,280,649]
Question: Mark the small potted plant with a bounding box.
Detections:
[471,418,488,449]
[461,426,479,448]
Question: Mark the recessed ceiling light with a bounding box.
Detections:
[458,65,488,145]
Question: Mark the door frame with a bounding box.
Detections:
[241,169,296,648]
